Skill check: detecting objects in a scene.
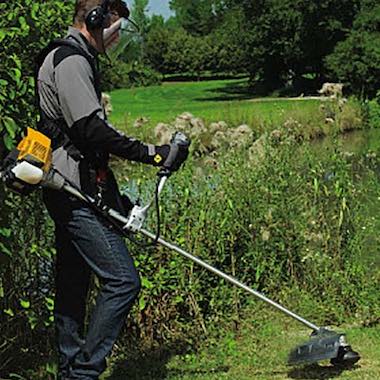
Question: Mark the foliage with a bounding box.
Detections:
[101,60,162,91]
[325,3,380,98]
[106,122,380,360]
[227,0,362,89]
[144,8,247,76]
[0,0,73,376]
[141,0,377,96]
[144,16,173,73]
[169,0,224,36]
[209,7,249,74]
[0,192,57,376]
[0,0,72,157]
[365,91,380,128]
[163,29,215,76]
[130,0,150,37]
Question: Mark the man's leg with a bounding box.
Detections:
[54,224,91,379]
[63,207,141,380]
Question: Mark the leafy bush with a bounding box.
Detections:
[0,1,72,156]
[326,4,380,98]
[0,0,72,375]
[365,91,380,128]
[109,122,380,357]
[101,60,162,92]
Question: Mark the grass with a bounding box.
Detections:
[101,80,379,380]
[109,79,322,133]
[102,308,380,380]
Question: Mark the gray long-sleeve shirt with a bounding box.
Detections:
[38,27,103,128]
[37,27,166,190]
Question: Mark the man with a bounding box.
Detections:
[36,1,188,379]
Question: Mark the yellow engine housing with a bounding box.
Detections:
[17,128,52,172]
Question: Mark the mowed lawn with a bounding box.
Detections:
[103,310,380,380]
[109,79,322,132]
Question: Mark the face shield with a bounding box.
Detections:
[103,2,142,63]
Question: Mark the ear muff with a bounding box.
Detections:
[85,0,111,30]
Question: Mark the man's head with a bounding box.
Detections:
[73,0,130,52]
[73,0,120,29]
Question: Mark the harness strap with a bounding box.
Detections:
[34,38,101,157]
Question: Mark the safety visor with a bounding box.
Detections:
[103,17,141,62]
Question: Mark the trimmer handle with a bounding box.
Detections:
[158,131,190,178]
[170,131,191,148]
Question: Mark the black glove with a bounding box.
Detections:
[154,144,188,172]
[152,132,190,172]
[163,143,189,172]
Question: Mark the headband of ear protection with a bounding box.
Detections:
[85,0,111,30]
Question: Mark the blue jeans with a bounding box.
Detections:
[47,202,141,380]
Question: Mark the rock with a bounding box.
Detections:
[318,82,344,99]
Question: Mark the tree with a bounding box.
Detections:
[131,0,150,36]
[144,15,171,72]
[210,6,250,73]
[169,0,224,36]
[326,2,380,98]
[225,0,362,91]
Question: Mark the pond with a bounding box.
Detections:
[312,128,380,272]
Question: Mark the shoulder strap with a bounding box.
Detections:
[34,39,98,158]
[35,38,101,103]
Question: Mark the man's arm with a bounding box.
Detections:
[54,54,170,166]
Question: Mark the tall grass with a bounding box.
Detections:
[113,122,380,353]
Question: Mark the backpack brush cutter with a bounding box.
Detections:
[0,128,361,368]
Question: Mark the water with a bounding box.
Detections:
[312,129,380,155]
[312,129,380,272]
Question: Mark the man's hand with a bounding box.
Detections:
[153,132,190,172]
[162,143,189,172]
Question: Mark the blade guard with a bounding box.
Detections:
[288,328,345,365]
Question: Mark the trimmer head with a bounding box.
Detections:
[288,328,360,366]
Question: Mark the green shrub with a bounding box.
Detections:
[325,4,380,99]
[110,123,380,356]
[101,60,162,92]
[0,1,72,155]
[365,91,380,128]
[0,0,72,376]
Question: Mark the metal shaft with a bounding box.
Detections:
[140,228,320,332]
[62,182,320,331]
